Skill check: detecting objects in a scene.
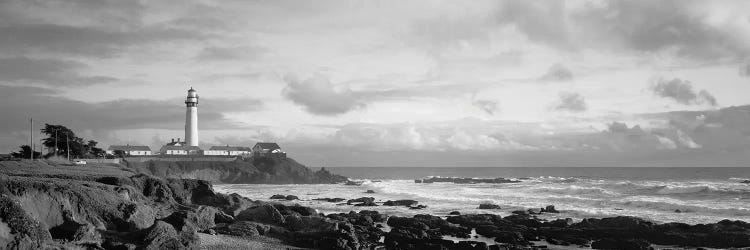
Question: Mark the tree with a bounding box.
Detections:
[40,124,104,159]
[113,150,126,158]
[10,145,41,159]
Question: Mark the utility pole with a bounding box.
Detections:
[55,129,58,157]
[66,132,70,161]
[30,118,33,161]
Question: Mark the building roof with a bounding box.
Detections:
[208,145,252,151]
[159,145,202,151]
[253,142,281,150]
[108,145,151,151]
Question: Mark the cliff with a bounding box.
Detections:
[125,156,348,184]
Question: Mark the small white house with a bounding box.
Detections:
[252,142,286,157]
[204,145,252,156]
[106,145,152,156]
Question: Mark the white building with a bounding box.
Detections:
[252,142,286,157]
[204,145,252,156]
[159,138,201,155]
[106,145,152,156]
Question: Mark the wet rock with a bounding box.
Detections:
[741,180,750,184]
[478,203,500,209]
[354,201,378,207]
[285,195,299,200]
[383,200,418,207]
[313,197,346,202]
[674,209,682,213]
[449,211,461,216]
[345,180,362,186]
[365,190,375,194]
[542,205,559,213]
[270,194,286,199]
[410,205,428,210]
[544,218,573,228]
[347,197,375,205]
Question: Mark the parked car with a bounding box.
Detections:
[74,160,87,165]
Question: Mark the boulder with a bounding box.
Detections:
[236,204,286,225]
[478,203,501,209]
[365,190,375,194]
[449,211,461,216]
[140,220,198,250]
[269,194,286,199]
[542,205,559,213]
[383,200,418,207]
[409,205,428,210]
[285,195,299,200]
[121,203,156,231]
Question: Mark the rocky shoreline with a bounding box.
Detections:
[1,161,749,250]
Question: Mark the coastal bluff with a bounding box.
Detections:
[125,156,348,184]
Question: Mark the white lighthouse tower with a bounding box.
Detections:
[184,87,199,147]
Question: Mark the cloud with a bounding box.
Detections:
[0,23,204,58]
[540,63,573,81]
[0,57,117,86]
[496,0,569,47]
[651,78,718,106]
[282,75,366,115]
[554,92,587,112]
[195,46,266,61]
[472,99,500,115]
[573,0,750,60]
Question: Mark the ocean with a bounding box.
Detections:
[214,167,750,225]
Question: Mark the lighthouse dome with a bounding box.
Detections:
[187,87,198,98]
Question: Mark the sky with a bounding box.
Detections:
[1,0,749,167]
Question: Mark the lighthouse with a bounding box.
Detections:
[184,87,199,146]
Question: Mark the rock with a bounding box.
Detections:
[543,205,559,213]
[741,180,750,184]
[544,218,573,228]
[140,220,198,250]
[347,197,375,205]
[449,211,461,216]
[161,211,198,233]
[511,210,528,215]
[409,205,427,210]
[0,195,54,250]
[121,203,156,231]
[214,210,235,224]
[365,190,375,193]
[478,203,501,209]
[269,194,286,199]
[212,221,261,237]
[48,209,100,242]
[313,197,346,202]
[285,195,299,200]
[527,208,542,214]
[354,201,378,206]
[591,238,651,250]
[236,204,286,225]
[674,209,682,213]
[383,200,418,207]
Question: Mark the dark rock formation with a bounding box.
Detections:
[313,197,346,202]
[541,205,559,213]
[270,194,298,200]
[365,190,375,193]
[449,211,461,215]
[347,197,375,205]
[383,200,419,207]
[478,203,500,209]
